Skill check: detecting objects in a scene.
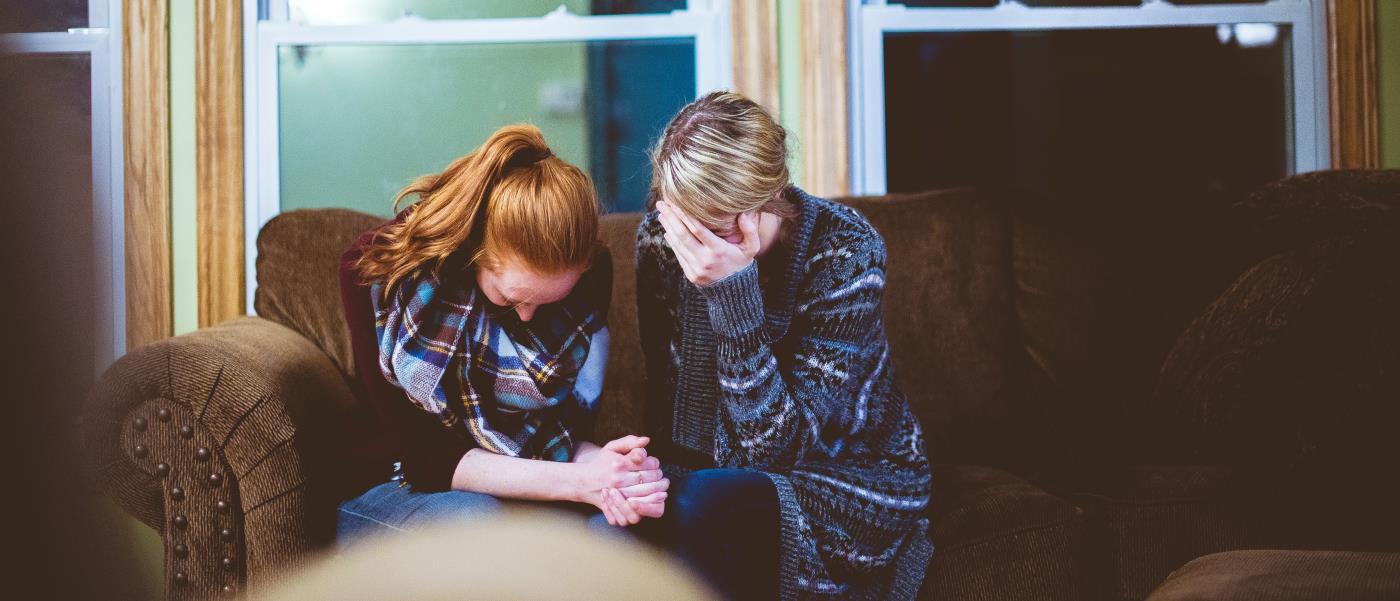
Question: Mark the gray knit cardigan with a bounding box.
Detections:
[635,188,934,600]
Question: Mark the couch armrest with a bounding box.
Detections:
[82,316,358,600]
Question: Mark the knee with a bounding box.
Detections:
[668,469,773,534]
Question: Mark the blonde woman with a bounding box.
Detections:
[634,93,933,600]
[336,125,667,549]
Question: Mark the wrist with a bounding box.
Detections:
[562,462,592,504]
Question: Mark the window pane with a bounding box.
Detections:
[0,0,88,34]
[883,25,1292,204]
[286,0,687,25]
[278,38,695,215]
[0,52,95,403]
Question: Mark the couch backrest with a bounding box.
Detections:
[255,208,383,378]
[251,190,1267,473]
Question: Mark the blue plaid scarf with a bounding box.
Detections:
[371,266,605,462]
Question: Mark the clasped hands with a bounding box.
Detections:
[577,435,669,527]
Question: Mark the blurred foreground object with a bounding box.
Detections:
[254,509,719,601]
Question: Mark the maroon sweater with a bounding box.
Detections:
[337,222,612,495]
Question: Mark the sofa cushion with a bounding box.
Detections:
[593,212,646,443]
[920,465,1092,601]
[1144,550,1400,601]
[1069,466,1267,601]
[1009,194,1257,473]
[841,189,1040,468]
[1239,169,1400,252]
[1153,234,1400,549]
[256,208,383,378]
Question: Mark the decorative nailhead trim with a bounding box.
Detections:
[169,486,185,501]
[173,515,188,530]
[209,473,224,487]
[195,447,211,462]
[174,543,188,558]
[179,425,194,439]
[133,417,148,431]
[157,408,172,422]
[134,445,149,458]
[155,462,170,477]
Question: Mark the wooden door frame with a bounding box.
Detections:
[124,0,171,350]
[1328,0,1381,169]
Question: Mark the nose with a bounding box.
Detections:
[514,305,535,322]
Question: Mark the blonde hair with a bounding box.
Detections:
[356,124,599,293]
[650,91,795,228]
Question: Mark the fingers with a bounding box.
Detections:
[632,500,666,519]
[627,491,668,505]
[602,435,650,454]
[661,201,726,250]
[617,477,669,498]
[624,447,647,465]
[608,488,642,525]
[598,490,620,526]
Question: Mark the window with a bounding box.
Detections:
[849,0,1328,199]
[245,0,732,310]
[0,0,125,376]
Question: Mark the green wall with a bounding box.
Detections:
[1380,0,1400,169]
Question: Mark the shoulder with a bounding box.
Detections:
[339,209,409,281]
[800,195,887,278]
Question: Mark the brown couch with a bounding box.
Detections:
[83,171,1400,600]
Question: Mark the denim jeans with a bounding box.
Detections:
[631,468,780,601]
[339,480,623,552]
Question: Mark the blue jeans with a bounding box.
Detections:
[631,468,779,601]
[336,481,613,554]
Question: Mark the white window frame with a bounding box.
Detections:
[243,0,733,312]
[848,0,1330,195]
[0,0,126,374]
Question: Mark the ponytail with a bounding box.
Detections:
[356,124,597,295]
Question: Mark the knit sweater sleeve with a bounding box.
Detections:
[698,235,889,470]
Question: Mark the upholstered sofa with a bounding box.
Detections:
[83,170,1400,600]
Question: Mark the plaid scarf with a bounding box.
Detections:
[371,266,605,462]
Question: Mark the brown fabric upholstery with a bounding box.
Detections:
[840,190,1040,468]
[83,317,360,600]
[1069,466,1268,601]
[1008,194,1259,473]
[594,212,647,443]
[1144,550,1400,601]
[255,208,383,378]
[922,465,1092,601]
[1154,234,1400,550]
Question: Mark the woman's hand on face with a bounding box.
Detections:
[580,435,669,526]
[657,201,760,287]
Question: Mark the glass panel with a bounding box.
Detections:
[0,52,96,404]
[278,38,695,215]
[286,0,687,25]
[883,25,1292,204]
[0,0,88,34]
[894,1,998,7]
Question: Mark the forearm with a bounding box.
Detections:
[700,265,813,466]
[450,448,584,502]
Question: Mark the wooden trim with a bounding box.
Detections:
[124,0,172,349]
[730,0,781,119]
[196,0,245,328]
[799,1,849,196]
[1327,0,1380,169]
